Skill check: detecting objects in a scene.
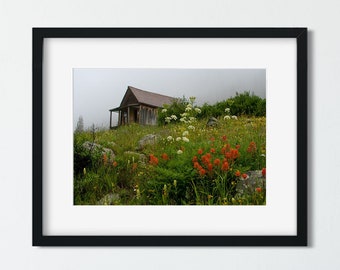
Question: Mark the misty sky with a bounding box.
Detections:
[73,68,266,129]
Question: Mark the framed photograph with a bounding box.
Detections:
[33,28,307,246]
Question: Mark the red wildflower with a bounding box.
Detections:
[213,158,221,166]
[192,156,198,163]
[113,161,118,167]
[149,154,159,166]
[230,149,239,159]
[161,153,169,160]
[262,168,266,177]
[210,148,216,153]
[193,161,200,169]
[255,187,262,193]
[221,135,227,141]
[199,168,206,176]
[208,163,213,172]
[235,144,240,150]
[242,173,248,180]
[247,141,257,153]
[210,137,215,142]
[235,170,241,177]
[197,148,203,155]
[221,161,229,171]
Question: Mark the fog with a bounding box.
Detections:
[73,68,266,129]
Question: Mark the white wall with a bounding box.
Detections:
[0,0,339,269]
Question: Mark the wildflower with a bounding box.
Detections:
[210,137,215,142]
[180,113,188,117]
[236,144,241,150]
[187,125,195,130]
[242,173,249,180]
[165,117,171,123]
[161,108,167,113]
[185,106,192,112]
[180,117,187,123]
[221,161,229,171]
[222,135,227,141]
[170,115,177,120]
[167,136,174,142]
[194,107,201,113]
[176,137,182,141]
[262,168,266,177]
[182,137,190,142]
[192,156,198,162]
[103,154,108,165]
[210,148,216,153]
[177,149,183,155]
[255,187,262,193]
[213,158,220,166]
[199,168,206,176]
[208,163,213,172]
[231,115,238,120]
[193,161,200,169]
[182,131,189,136]
[247,141,257,153]
[113,161,118,167]
[149,154,159,166]
[224,115,231,120]
[132,163,138,170]
[235,170,241,177]
[197,148,203,155]
[161,153,169,160]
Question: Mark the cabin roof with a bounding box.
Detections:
[110,86,175,111]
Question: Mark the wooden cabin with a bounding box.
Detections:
[109,86,175,128]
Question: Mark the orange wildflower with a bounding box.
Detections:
[235,144,241,150]
[262,168,266,177]
[197,148,203,155]
[192,156,198,163]
[199,168,206,176]
[221,135,227,141]
[208,163,213,172]
[102,154,108,165]
[247,141,257,153]
[235,170,241,177]
[210,148,216,153]
[255,187,262,193]
[193,161,200,169]
[112,161,118,167]
[161,153,169,160]
[242,173,248,180]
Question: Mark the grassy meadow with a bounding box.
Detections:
[74,93,266,205]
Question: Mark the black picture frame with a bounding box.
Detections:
[33,28,307,246]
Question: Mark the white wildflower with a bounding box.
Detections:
[167,136,174,142]
[177,150,183,154]
[231,115,238,120]
[180,117,187,123]
[224,115,231,120]
[187,125,195,130]
[225,108,230,113]
[185,106,192,112]
[165,117,171,123]
[189,117,196,122]
[176,137,182,141]
[194,107,201,113]
[161,108,167,113]
[182,137,190,142]
[182,131,189,136]
[180,113,188,117]
[171,115,177,120]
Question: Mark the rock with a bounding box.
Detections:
[236,170,266,194]
[82,141,115,161]
[124,151,147,163]
[137,134,160,150]
[206,117,218,127]
[97,193,120,205]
